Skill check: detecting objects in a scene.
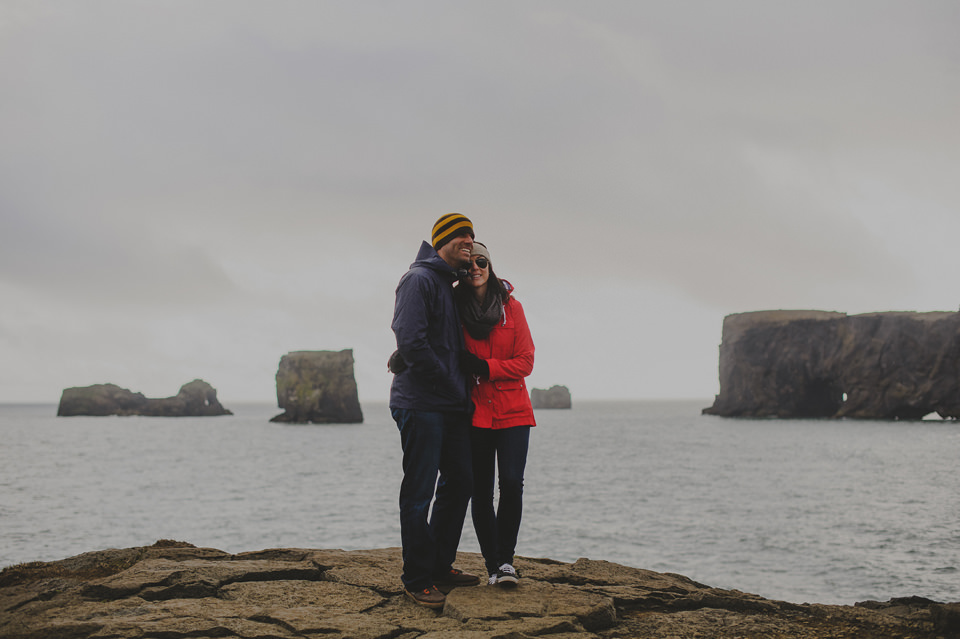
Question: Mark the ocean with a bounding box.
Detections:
[1,400,957,605]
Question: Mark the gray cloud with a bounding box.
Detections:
[1,0,958,402]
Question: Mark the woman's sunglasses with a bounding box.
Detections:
[471,256,489,269]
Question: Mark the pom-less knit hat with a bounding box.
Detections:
[432,213,474,250]
[470,242,491,264]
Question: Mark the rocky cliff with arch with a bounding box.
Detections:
[703,310,960,419]
[57,379,232,417]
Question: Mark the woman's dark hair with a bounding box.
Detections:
[486,263,511,303]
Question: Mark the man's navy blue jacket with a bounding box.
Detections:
[389,241,471,412]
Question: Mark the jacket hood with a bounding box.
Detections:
[412,240,460,280]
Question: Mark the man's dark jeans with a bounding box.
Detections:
[470,425,530,575]
[392,408,473,591]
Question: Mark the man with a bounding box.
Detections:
[389,213,480,608]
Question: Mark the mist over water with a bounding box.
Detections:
[2,400,957,605]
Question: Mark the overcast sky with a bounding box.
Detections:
[2,1,958,406]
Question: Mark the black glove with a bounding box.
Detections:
[387,350,407,374]
[459,351,489,378]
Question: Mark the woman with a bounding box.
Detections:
[455,242,536,586]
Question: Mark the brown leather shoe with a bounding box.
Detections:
[433,567,480,587]
[404,585,445,609]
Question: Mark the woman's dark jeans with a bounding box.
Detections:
[392,408,473,591]
[470,425,531,575]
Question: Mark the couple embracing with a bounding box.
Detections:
[388,213,536,608]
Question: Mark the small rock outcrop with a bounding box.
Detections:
[271,349,363,423]
[531,385,572,409]
[2,541,957,639]
[57,380,232,417]
[704,310,960,419]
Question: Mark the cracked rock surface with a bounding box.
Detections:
[2,540,957,638]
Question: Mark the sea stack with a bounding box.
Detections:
[531,385,572,409]
[271,349,363,423]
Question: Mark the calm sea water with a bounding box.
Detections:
[1,400,957,605]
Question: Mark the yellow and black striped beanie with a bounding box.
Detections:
[431,213,474,250]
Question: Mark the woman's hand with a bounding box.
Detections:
[459,351,490,378]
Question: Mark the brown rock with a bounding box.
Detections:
[0,540,954,638]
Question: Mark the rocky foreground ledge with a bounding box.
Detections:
[2,541,958,639]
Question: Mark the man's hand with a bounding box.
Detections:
[388,350,408,374]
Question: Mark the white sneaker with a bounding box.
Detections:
[496,563,519,585]
[487,573,498,586]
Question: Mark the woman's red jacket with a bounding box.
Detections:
[462,296,537,429]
